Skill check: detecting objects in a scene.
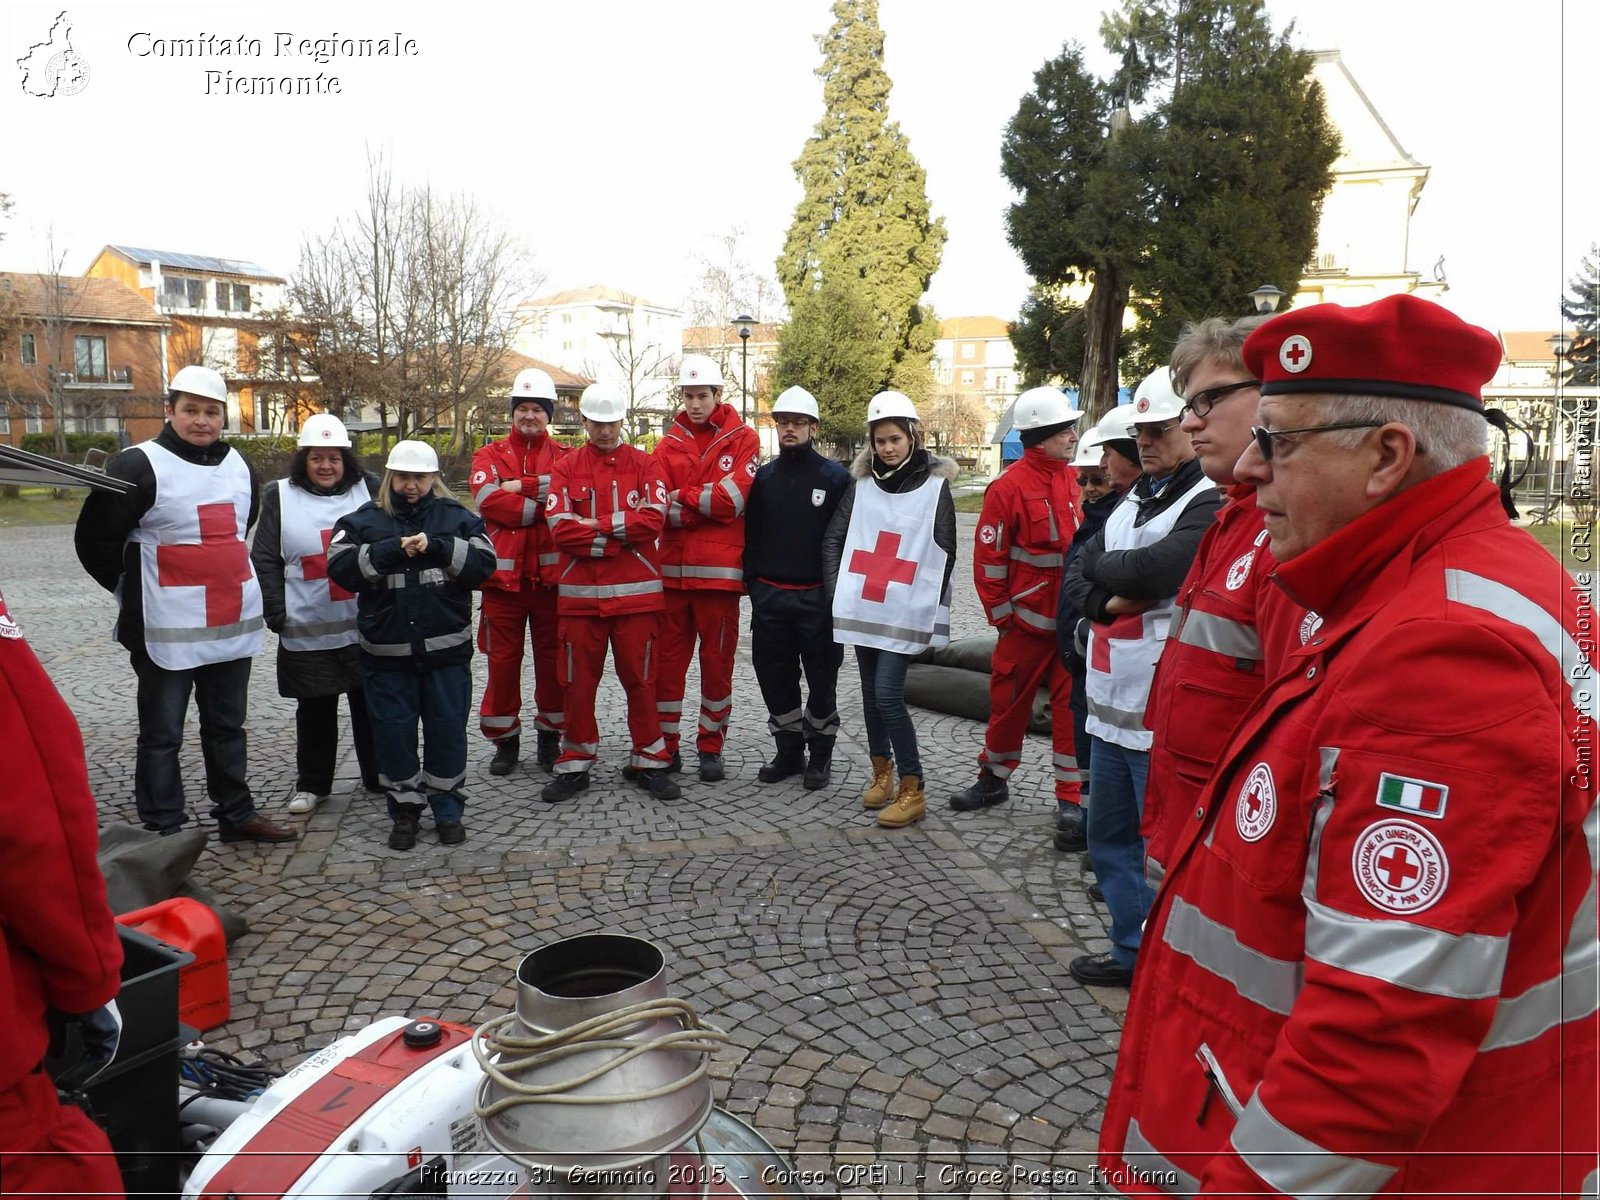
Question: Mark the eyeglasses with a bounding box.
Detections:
[1127,420,1181,439]
[1181,378,1260,419]
[1250,421,1383,461]
[1076,473,1107,487]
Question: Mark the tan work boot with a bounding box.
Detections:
[877,775,926,828]
[862,755,895,809]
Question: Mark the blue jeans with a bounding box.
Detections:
[130,650,256,831]
[855,646,920,778]
[1087,735,1153,968]
[362,662,469,824]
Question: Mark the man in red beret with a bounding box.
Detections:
[1097,293,1597,1197]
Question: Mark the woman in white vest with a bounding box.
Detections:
[251,414,380,815]
[822,391,958,830]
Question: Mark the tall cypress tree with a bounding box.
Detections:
[776,0,946,406]
[1561,245,1599,387]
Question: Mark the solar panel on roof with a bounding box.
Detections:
[109,244,283,279]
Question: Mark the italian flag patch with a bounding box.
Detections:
[1376,773,1449,820]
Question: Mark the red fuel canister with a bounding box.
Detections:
[115,897,230,1032]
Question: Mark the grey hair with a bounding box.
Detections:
[1169,313,1273,397]
[1306,393,1488,474]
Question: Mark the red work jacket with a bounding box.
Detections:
[471,429,570,590]
[655,403,758,593]
[1100,461,1598,1199]
[972,447,1080,635]
[546,441,668,616]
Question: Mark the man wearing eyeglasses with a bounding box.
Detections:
[1097,295,1595,1197]
[1060,368,1221,988]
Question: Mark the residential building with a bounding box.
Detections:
[477,351,592,439]
[932,316,1020,473]
[85,244,288,434]
[1485,330,1598,513]
[681,321,779,446]
[0,272,168,448]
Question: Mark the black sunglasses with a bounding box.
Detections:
[1076,473,1107,487]
[1250,421,1383,461]
[1181,378,1260,419]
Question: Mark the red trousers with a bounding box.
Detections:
[477,585,564,742]
[553,613,671,774]
[980,627,1083,804]
[656,590,740,755]
[0,1071,124,1197]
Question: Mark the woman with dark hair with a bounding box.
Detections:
[251,414,380,814]
[822,391,958,830]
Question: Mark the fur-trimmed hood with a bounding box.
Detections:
[848,444,959,482]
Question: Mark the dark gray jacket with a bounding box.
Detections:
[821,446,959,600]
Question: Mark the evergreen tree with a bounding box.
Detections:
[1561,244,1599,387]
[777,0,946,409]
[773,275,890,444]
[1002,0,1337,415]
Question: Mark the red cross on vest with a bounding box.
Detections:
[1376,845,1423,890]
[1091,610,1148,673]
[156,502,253,626]
[302,528,355,602]
[848,530,917,603]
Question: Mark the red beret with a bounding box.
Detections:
[1242,294,1502,412]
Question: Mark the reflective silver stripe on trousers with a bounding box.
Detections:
[768,706,804,733]
[557,580,664,599]
[1178,609,1263,661]
[422,769,465,791]
[1162,896,1302,1015]
[481,715,517,730]
[145,615,266,643]
[1008,546,1063,567]
[981,564,1008,579]
[661,564,744,581]
[1231,1092,1397,1198]
[803,709,840,736]
[1305,895,1508,999]
[832,616,950,646]
[281,617,357,639]
[989,601,1014,621]
[721,477,745,515]
[1122,1119,1199,1198]
[357,543,380,582]
[1014,607,1056,632]
[1443,571,1600,1048]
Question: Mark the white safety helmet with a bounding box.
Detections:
[169,364,227,405]
[770,385,819,422]
[1071,436,1107,469]
[1129,367,1184,425]
[1011,386,1084,430]
[865,390,919,427]
[578,382,628,423]
[1090,407,1134,444]
[298,413,352,449]
[678,354,724,390]
[511,367,557,405]
[385,440,439,473]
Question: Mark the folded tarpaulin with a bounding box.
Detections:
[903,634,1054,732]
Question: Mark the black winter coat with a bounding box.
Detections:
[325,491,495,670]
[821,447,959,601]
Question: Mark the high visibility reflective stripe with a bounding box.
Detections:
[361,637,413,656]
[721,477,744,514]
[448,537,468,576]
[1008,546,1063,567]
[1015,607,1057,632]
[1231,1093,1396,1198]
[986,748,1023,764]
[557,580,664,599]
[1053,751,1078,769]
[521,498,539,525]
[698,487,715,518]
[1147,856,1165,888]
[539,553,561,567]
[535,474,551,502]
[496,557,516,572]
[612,511,627,538]
[387,568,447,588]
[481,715,517,730]
[1445,569,1598,719]
[357,543,380,582]
[1162,897,1302,1015]
[1123,1120,1198,1198]
[661,564,744,581]
[477,483,501,502]
[379,768,422,786]
[700,711,731,733]
[1045,502,1059,543]
[533,712,563,732]
[657,699,683,714]
[990,601,1014,621]
[1305,895,1508,999]
[981,564,1009,579]
[668,499,686,527]
[833,615,950,647]
[803,709,840,735]
[425,629,471,652]
[281,617,357,639]
[1178,609,1262,661]
[1088,698,1150,733]
[422,769,465,790]
[768,707,804,733]
[561,739,598,754]
[589,535,607,558]
[145,615,266,643]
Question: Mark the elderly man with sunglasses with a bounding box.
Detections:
[1060,368,1221,988]
[1097,294,1596,1198]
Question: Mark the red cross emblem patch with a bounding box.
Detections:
[1235,762,1277,842]
[1353,820,1448,914]
[718,453,734,473]
[1279,335,1313,374]
[1226,550,1255,591]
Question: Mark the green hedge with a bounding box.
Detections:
[19,432,119,458]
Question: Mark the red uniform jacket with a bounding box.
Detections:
[471,429,570,590]
[0,588,123,1089]
[655,403,759,593]
[546,442,669,616]
[1100,461,1598,1199]
[972,447,1080,634]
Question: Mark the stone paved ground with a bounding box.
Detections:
[1,516,1129,1197]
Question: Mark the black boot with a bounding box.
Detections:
[948,768,1009,812]
[802,738,835,791]
[387,808,422,850]
[540,772,589,803]
[758,733,806,784]
[536,729,561,773]
[1055,803,1088,852]
[489,734,520,777]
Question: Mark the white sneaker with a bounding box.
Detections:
[287,791,323,814]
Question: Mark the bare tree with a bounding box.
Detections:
[920,391,990,455]
[584,307,677,441]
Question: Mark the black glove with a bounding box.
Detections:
[45,999,123,1090]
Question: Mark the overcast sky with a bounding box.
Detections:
[2,1,1591,335]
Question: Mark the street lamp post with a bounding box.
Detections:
[1248,284,1286,315]
[1543,332,1574,524]
[734,315,754,425]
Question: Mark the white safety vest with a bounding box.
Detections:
[1085,473,1217,751]
[832,474,951,655]
[128,439,264,670]
[277,477,371,652]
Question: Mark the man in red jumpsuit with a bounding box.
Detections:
[654,353,759,782]
[1098,294,1598,1197]
[540,383,680,802]
[951,387,1086,845]
[471,367,570,777]
[0,580,126,1197]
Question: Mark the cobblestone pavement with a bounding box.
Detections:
[1,517,1128,1196]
